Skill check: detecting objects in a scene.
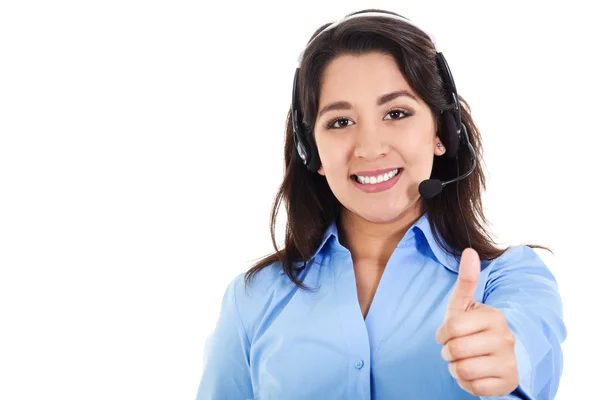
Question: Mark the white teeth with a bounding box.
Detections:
[355,169,400,185]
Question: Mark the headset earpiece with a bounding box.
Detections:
[441,110,460,158]
[291,68,321,172]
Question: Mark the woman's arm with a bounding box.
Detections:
[482,245,567,400]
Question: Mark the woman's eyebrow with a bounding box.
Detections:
[318,90,418,119]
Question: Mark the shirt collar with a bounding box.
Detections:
[411,212,461,273]
[281,212,462,274]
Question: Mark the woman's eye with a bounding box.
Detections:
[384,109,410,120]
[326,109,410,129]
[327,118,354,129]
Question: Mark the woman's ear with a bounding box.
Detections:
[317,165,325,176]
[434,138,446,156]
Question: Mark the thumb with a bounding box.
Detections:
[445,247,481,319]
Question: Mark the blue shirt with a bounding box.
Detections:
[195,212,566,399]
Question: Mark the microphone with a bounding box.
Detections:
[419,142,477,200]
[419,179,444,199]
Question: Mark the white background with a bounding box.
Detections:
[0,0,597,399]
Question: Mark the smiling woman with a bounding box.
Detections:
[313,52,441,223]
[195,8,566,400]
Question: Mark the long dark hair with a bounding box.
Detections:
[245,9,547,289]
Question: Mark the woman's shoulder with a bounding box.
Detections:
[218,261,299,339]
[484,244,553,274]
[223,261,286,302]
[480,244,560,297]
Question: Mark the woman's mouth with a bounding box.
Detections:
[351,168,402,184]
[350,168,403,193]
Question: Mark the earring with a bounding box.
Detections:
[437,143,444,150]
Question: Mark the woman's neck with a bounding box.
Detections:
[338,202,424,266]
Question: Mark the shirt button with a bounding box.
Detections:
[354,360,364,369]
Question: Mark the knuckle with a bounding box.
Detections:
[470,379,488,396]
[491,307,504,318]
[507,331,516,345]
[448,340,462,359]
[456,361,472,380]
[503,330,516,346]
[510,373,520,390]
[489,307,504,322]
[447,317,461,336]
[507,355,518,373]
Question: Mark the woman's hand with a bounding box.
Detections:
[435,248,519,397]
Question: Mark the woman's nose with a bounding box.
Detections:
[353,123,390,161]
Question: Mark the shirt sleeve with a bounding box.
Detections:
[479,245,567,400]
[195,275,254,400]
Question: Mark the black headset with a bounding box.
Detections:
[290,11,476,201]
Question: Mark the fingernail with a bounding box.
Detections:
[441,345,450,361]
[448,362,458,379]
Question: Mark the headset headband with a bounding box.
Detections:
[297,12,440,66]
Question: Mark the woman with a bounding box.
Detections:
[196,9,566,400]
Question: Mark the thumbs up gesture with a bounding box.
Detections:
[435,248,519,397]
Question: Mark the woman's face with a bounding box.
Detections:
[313,51,446,223]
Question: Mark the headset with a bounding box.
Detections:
[290,11,476,246]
